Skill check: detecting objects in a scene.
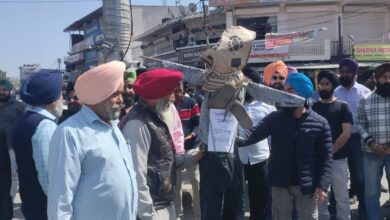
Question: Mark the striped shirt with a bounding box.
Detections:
[175,96,200,150]
[47,105,138,220]
[29,106,57,195]
[357,92,390,152]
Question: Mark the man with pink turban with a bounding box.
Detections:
[47,61,138,220]
[121,68,203,220]
[263,60,288,91]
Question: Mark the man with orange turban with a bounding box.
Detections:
[47,61,138,220]
[263,60,288,91]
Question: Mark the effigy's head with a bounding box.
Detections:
[201,26,256,93]
[201,26,256,74]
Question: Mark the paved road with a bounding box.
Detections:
[12,175,390,220]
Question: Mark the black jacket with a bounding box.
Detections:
[238,108,333,194]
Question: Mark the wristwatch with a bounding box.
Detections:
[368,141,377,150]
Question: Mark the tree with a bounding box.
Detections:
[0,69,6,79]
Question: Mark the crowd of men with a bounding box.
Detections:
[0,58,389,220]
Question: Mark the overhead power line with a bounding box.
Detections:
[0,0,100,3]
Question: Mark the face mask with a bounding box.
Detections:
[339,76,354,87]
[0,94,11,103]
[271,82,284,91]
[375,82,390,98]
[319,90,333,100]
[281,107,297,114]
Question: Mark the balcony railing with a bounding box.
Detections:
[147,39,332,64]
[248,39,331,62]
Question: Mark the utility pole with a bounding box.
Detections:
[201,0,209,47]
[175,0,180,6]
[57,58,61,73]
[348,35,354,58]
[338,16,343,59]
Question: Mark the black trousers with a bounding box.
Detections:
[199,152,245,220]
[244,160,268,220]
[347,134,366,215]
[0,132,13,220]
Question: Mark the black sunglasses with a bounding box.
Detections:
[272,76,286,81]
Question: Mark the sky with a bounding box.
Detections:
[0,0,198,78]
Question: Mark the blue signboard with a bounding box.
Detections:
[85,19,101,38]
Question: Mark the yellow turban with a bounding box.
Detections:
[75,61,125,105]
[263,60,288,86]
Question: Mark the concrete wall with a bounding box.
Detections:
[131,6,185,62]
[343,5,390,44]
[225,3,390,57]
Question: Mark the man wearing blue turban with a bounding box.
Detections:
[238,72,333,220]
[12,70,63,220]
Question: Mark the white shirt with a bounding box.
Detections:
[238,101,275,165]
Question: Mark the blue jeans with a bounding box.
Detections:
[318,158,350,220]
[363,152,390,220]
[347,134,365,215]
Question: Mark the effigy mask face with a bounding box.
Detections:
[201,26,256,74]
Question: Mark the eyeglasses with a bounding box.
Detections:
[272,76,286,81]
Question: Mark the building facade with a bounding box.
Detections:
[136,10,226,68]
[18,64,62,85]
[137,0,389,68]
[63,5,188,79]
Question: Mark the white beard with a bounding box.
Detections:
[52,101,64,118]
[160,106,174,132]
[156,99,174,132]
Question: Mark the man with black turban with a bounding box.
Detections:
[12,70,63,220]
[313,70,353,220]
[359,68,376,91]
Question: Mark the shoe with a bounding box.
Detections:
[208,84,253,129]
[227,99,253,129]
[350,195,358,205]
[382,184,388,193]
[383,199,390,208]
[358,212,367,220]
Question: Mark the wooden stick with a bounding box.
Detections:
[140,55,162,62]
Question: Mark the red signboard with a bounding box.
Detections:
[265,29,318,49]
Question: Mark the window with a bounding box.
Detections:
[236,16,277,40]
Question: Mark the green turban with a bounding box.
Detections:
[124,68,137,85]
[0,78,13,90]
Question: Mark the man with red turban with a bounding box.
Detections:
[263,60,288,91]
[121,68,203,220]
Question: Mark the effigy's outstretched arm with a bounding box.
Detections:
[247,82,305,107]
[142,56,206,86]
[142,56,305,107]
